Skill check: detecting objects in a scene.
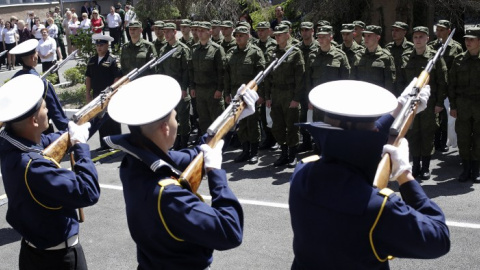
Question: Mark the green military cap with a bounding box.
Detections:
[464,27,480,38]
[300,22,314,29]
[413,26,429,35]
[392,21,408,31]
[129,21,142,28]
[340,24,355,33]
[436,20,451,29]
[221,20,234,28]
[234,26,249,35]
[180,19,191,26]
[317,25,333,35]
[280,20,292,28]
[273,24,289,35]
[353,20,366,29]
[153,21,165,28]
[211,20,222,27]
[256,21,270,29]
[317,20,331,27]
[198,21,212,29]
[163,22,176,30]
[237,21,251,30]
[363,25,382,35]
[191,21,199,28]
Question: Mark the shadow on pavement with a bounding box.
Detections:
[0,227,21,246]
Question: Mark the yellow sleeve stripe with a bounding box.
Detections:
[24,159,62,210]
[157,178,184,242]
[369,188,394,262]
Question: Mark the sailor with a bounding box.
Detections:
[0,75,99,269]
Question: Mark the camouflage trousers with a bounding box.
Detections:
[196,86,225,134]
[407,103,438,157]
[455,97,480,160]
[270,93,300,147]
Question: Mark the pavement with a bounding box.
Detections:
[0,47,480,269]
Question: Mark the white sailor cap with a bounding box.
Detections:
[0,74,44,123]
[108,75,181,126]
[92,34,114,44]
[309,80,397,121]
[9,39,39,58]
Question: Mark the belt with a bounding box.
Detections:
[25,234,79,250]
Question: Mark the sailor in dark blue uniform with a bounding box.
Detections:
[289,80,450,269]
[105,74,257,270]
[0,75,100,270]
[9,39,69,132]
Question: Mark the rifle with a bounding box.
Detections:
[41,50,78,80]
[178,45,297,193]
[373,29,456,189]
[42,54,161,163]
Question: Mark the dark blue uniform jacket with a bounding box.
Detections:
[0,129,100,249]
[290,115,450,269]
[105,133,243,270]
[13,68,69,131]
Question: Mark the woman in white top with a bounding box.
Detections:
[37,27,57,73]
[0,19,5,69]
[2,21,18,70]
[79,13,91,31]
[68,14,80,51]
[46,17,62,61]
[31,16,45,40]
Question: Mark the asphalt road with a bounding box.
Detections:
[0,55,480,269]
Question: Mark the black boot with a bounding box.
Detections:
[234,142,250,163]
[420,156,431,180]
[180,135,189,149]
[412,156,421,178]
[248,143,259,164]
[260,128,277,150]
[471,160,480,183]
[287,146,298,168]
[298,132,312,153]
[458,160,471,182]
[274,144,289,167]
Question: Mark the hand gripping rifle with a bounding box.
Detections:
[373,29,456,189]
[178,45,297,193]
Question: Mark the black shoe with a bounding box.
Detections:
[458,160,471,182]
[234,142,250,163]
[471,161,480,183]
[297,142,312,153]
[287,146,298,168]
[270,143,280,151]
[248,154,259,164]
[436,145,449,152]
[274,145,288,167]
[248,143,259,164]
[420,169,431,180]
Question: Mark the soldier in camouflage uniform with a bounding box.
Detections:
[155,22,192,149]
[337,23,363,67]
[189,22,226,135]
[429,20,464,153]
[401,26,448,180]
[307,25,350,122]
[281,20,301,46]
[120,21,156,76]
[297,22,319,152]
[225,26,266,164]
[220,21,237,53]
[385,21,414,96]
[265,24,305,168]
[352,25,396,94]
[315,20,338,47]
[179,19,195,49]
[254,21,279,150]
[152,21,167,54]
[191,21,200,44]
[448,27,480,183]
[353,20,366,47]
[211,20,223,44]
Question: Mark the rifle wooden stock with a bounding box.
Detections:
[373,70,430,189]
[179,80,259,193]
[43,75,132,163]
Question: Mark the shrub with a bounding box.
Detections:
[58,84,87,108]
[64,67,85,85]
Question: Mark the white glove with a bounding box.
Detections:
[237,84,259,121]
[200,140,224,170]
[68,121,91,144]
[397,77,431,114]
[382,138,412,181]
